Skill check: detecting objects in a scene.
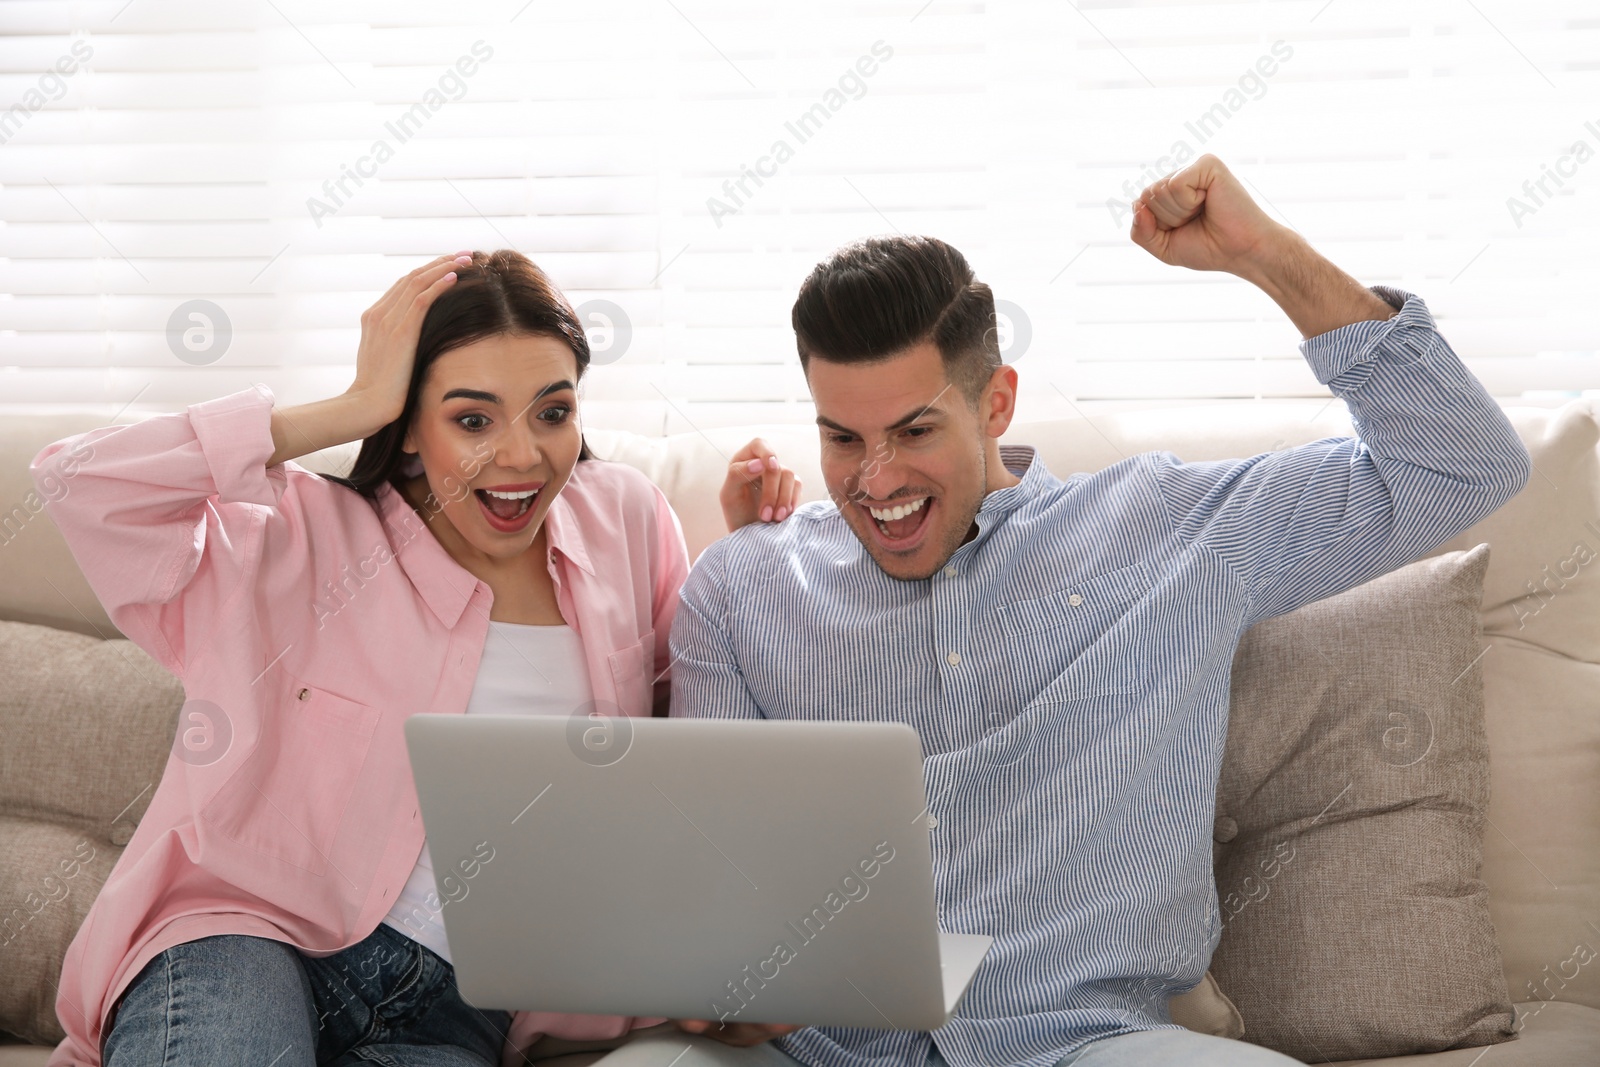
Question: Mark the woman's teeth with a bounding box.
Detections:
[868,497,927,523]
[479,488,538,519]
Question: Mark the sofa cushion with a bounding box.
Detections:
[1164,970,1244,1040]
[1473,644,1600,1010]
[1423,401,1600,1016]
[585,424,825,566]
[0,621,180,843]
[0,1044,54,1067]
[0,621,182,1045]
[0,819,120,1047]
[0,412,154,639]
[1210,544,1514,1061]
[1326,1001,1600,1066]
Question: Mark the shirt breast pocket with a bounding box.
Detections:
[199,678,380,876]
[608,628,654,716]
[1000,560,1156,704]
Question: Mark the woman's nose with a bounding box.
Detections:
[494,421,542,471]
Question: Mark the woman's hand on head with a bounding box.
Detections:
[720,438,802,533]
[346,252,474,424]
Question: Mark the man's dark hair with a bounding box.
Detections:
[791,235,1001,404]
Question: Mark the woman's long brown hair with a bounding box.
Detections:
[326,249,594,500]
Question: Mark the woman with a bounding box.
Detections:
[32,250,802,1067]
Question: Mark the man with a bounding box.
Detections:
[666,155,1531,1067]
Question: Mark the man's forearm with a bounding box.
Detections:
[1237,228,1398,340]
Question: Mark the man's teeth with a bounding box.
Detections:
[867,497,928,522]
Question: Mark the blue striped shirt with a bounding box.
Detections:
[668,287,1531,1067]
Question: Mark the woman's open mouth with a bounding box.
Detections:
[859,495,934,552]
[475,484,542,533]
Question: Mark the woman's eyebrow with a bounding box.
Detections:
[441,380,575,405]
[442,388,499,403]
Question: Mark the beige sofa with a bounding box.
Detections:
[2,397,1597,1065]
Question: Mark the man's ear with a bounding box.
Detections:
[982,364,1019,440]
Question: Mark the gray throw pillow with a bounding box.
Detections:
[0,620,183,1045]
[1210,543,1517,1061]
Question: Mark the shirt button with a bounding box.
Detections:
[296,688,310,701]
[927,815,939,829]
[1068,594,1083,607]
[943,566,957,578]
[946,652,961,666]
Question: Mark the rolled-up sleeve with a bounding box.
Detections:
[28,384,284,675]
[1149,287,1532,626]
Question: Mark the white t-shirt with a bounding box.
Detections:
[381,620,594,963]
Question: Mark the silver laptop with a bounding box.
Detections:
[402,714,992,1030]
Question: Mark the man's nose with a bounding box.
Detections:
[852,448,904,502]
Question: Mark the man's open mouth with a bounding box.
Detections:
[859,495,933,549]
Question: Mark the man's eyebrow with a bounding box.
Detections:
[887,403,945,431]
[815,404,947,436]
[441,380,575,405]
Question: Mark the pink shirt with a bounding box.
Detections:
[31,384,688,1067]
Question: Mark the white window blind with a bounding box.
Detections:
[1,0,1596,432]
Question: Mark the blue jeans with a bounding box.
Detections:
[103,921,511,1066]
